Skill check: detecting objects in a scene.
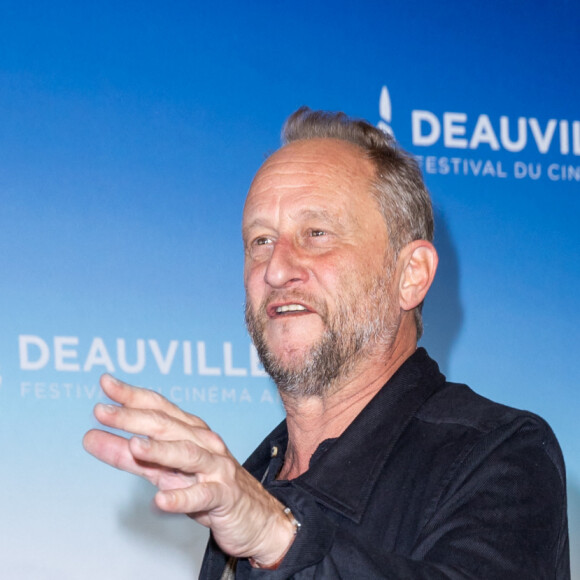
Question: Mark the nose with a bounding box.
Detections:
[264,238,308,288]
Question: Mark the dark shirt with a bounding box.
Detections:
[200,348,570,579]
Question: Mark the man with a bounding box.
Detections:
[84,108,570,578]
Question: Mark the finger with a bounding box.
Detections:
[83,429,159,479]
[128,436,226,477]
[155,480,226,514]
[99,374,209,429]
[94,402,192,441]
[93,404,225,453]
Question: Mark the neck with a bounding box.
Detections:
[278,329,416,480]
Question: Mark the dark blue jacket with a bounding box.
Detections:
[200,348,570,579]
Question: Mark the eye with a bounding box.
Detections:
[309,229,326,237]
[246,235,274,259]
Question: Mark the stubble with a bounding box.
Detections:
[245,261,398,398]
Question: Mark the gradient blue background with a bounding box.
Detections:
[1,1,578,577]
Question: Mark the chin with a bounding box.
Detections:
[268,343,312,367]
[266,318,323,342]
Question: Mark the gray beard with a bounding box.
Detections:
[245,270,398,398]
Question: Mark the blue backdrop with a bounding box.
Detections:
[1,1,578,577]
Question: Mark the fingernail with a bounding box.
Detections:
[162,491,175,504]
[135,437,150,449]
[99,403,118,414]
[103,373,120,385]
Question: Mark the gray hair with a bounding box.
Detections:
[281,106,434,338]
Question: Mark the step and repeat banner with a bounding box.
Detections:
[1,1,579,578]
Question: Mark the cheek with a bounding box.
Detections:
[334,253,392,298]
[244,264,266,303]
[315,253,371,288]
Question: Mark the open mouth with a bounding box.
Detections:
[268,303,312,318]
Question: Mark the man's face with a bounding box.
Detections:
[243,138,400,397]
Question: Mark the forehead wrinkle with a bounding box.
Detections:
[250,165,341,195]
[287,207,345,229]
[243,205,342,235]
[255,142,370,181]
[243,139,379,235]
[242,200,281,238]
[249,140,375,197]
[249,163,369,210]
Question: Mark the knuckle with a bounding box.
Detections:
[183,440,203,463]
[196,482,216,507]
[202,430,228,454]
[146,409,173,436]
[147,389,168,407]
[180,482,213,513]
[222,458,238,481]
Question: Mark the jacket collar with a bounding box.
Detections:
[244,349,445,523]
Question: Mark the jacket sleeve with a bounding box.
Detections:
[242,418,569,579]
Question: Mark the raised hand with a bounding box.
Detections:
[83,374,294,565]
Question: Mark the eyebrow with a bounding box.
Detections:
[242,217,273,236]
[294,208,339,223]
[243,201,353,242]
[243,208,343,234]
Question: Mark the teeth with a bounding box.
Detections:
[276,304,307,314]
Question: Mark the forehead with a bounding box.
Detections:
[243,138,378,225]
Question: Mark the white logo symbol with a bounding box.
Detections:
[377,85,394,138]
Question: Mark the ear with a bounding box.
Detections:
[397,240,438,311]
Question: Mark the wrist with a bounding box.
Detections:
[249,506,301,569]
